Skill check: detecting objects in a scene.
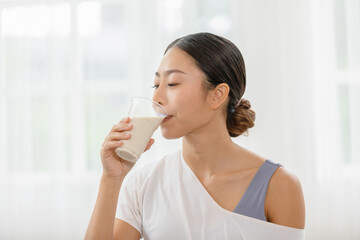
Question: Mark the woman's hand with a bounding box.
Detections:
[100,117,155,179]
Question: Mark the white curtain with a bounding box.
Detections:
[0,0,359,239]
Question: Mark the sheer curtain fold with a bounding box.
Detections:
[309,0,360,239]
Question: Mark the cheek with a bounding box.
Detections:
[175,89,203,116]
[176,88,211,124]
[160,94,210,139]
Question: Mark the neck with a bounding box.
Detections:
[182,118,238,177]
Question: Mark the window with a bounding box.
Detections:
[334,0,360,166]
[0,0,236,175]
[312,0,360,180]
[0,1,131,174]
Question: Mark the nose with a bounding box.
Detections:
[152,84,167,107]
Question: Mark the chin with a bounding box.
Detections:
[160,127,183,140]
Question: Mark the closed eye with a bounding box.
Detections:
[151,83,178,89]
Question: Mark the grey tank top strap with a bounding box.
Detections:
[233,160,282,221]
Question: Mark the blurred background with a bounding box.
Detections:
[0,0,359,239]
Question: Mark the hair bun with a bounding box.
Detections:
[227,98,255,137]
[238,98,251,110]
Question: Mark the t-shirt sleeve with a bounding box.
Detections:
[115,170,143,236]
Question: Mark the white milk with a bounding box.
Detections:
[115,116,165,162]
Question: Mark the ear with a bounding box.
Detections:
[208,83,230,110]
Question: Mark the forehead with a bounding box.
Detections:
[158,47,200,72]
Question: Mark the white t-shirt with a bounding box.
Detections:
[116,148,305,240]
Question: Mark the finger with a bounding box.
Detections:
[113,123,133,132]
[110,122,133,133]
[144,138,154,152]
[101,140,123,153]
[120,117,128,123]
[104,132,131,142]
[120,116,130,123]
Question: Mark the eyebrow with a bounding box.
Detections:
[155,69,186,77]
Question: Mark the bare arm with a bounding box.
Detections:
[85,174,124,240]
[265,167,306,229]
[85,117,153,240]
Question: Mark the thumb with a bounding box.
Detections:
[144,138,155,152]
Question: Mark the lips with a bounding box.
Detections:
[163,115,173,122]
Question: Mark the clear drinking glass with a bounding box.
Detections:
[115,97,167,162]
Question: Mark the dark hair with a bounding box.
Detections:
[165,32,255,137]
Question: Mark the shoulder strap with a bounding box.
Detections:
[233,160,282,221]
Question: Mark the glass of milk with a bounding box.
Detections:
[115,96,167,162]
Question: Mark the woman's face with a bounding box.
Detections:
[152,47,214,139]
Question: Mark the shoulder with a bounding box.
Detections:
[265,166,306,229]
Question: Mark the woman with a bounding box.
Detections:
[85,32,305,239]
